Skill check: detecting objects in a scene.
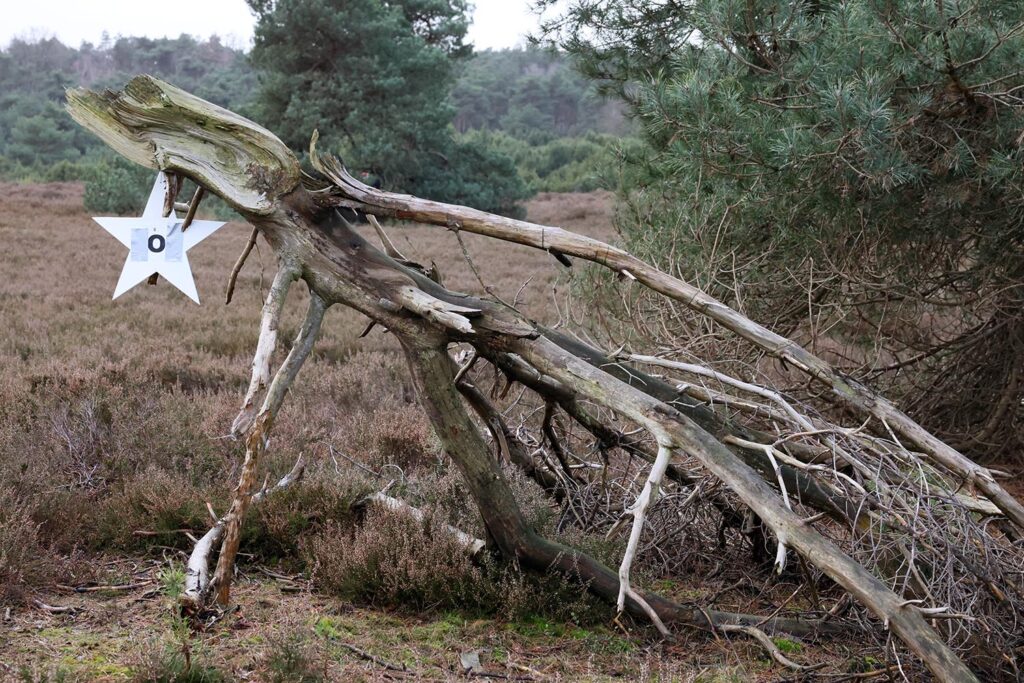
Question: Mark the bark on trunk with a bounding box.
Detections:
[402,338,836,638]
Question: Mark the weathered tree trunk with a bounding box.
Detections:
[317,156,1023,531]
[401,337,833,637]
[65,76,1023,682]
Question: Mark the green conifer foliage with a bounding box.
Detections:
[542,0,1024,460]
[247,0,531,216]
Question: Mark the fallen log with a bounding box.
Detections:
[317,155,1024,532]
[64,76,1024,681]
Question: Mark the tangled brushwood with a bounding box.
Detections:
[537,0,1024,464]
[65,76,1024,681]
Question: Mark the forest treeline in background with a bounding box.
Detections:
[0,34,629,216]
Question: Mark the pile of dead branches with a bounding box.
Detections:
[474,330,1024,674]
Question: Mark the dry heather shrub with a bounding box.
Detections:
[306,505,494,611]
[94,467,213,550]
[322,350,408,412]
[347,404,436,471]
[129,640,227,683]
[0,486,45,603]
[102,391,231,481]
[33,489,102,553]
[244,466,375,562]
[400,463,487,534]
[93,459,373,562]
[481,555,608,625]
[305,494,608,623]
[262,628,325,683]
[0,367,240,560]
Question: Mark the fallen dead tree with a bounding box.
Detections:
[65,77,1024,681]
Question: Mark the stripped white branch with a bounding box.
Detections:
[724,435,868,497]
[626,354,815,431]
[398,286,481,334]
[231,265,298,437]
[212,292,327,605]
[719,624,814,671]
[367,214,409,261]
[720,436,794,572]
[678,381,794,424]
[616,441,673,635]
[180,454,306,613]
[365,492,486,557]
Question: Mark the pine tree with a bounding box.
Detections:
[541,0,1024,460]
[247,0,531,216]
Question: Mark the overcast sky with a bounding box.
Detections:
[0,0,540,51]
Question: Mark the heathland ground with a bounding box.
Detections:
[1,183,873,681]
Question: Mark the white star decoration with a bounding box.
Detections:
[93,172,226,304]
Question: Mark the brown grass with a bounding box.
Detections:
[0,183,878,681]
[5,182,739,680]
[0,181,612,557]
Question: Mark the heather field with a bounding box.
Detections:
[5,182,997,682]
[0,183,779,681]
[4,2,1024,678]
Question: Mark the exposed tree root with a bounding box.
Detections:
[180,455,306,615]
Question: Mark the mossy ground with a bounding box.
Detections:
[0,554,870,682]
[0,571,781,681]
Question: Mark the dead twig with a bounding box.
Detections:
[338,642,406,672]
[179,186,205,232]
[719,624,821,672]
[56,582,152,594]
[225,227,259,305]
[32,600,77,615]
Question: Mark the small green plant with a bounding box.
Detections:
[131,645,226,683]
[772,637,802,654]
[264,632,324,683]
[159,562,186,602]
[313,617,344,641]
[846,655,882,673]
